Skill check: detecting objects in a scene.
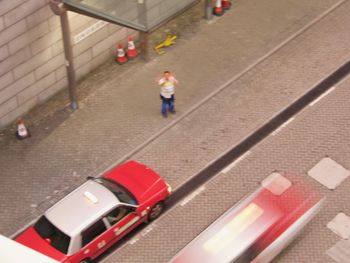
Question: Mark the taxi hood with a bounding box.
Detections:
[104,161,167,203]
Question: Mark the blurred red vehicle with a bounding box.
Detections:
[171,172,324,263]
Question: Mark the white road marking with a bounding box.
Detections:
[309,86,335,106]
[129,226,155,245]
[221,151,251,174]
[141,226,154,237]
[271,117,295,136]
[180,186,206,206]
[129,237,140,245]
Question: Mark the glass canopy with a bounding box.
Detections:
[63,0,198,32]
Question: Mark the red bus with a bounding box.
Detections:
[171,172,324,263]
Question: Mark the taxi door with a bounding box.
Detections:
[103,205,146,249]
[69,218,109,262]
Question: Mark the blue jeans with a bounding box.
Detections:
[161,95,175,114]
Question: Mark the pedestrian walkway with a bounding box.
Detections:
[0,0,347,238]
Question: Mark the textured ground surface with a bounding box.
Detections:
[0,1,349,262]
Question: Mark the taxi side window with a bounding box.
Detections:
[106,206,129,225]
[81,219,107,247]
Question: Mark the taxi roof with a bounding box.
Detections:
[45,180,120,237]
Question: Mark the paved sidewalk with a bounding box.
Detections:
[0,0,346,238]
[103,59,350,263]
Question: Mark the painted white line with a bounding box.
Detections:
[271,117,295,136]
[129,237,140,245]
[141,226,154,237]
[129,225,155,245]
[221,151,252,174]
[180,186,206,206]
[309,86,336,106]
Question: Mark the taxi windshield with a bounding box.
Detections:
[34,216,70,254]
[93,178,138,205]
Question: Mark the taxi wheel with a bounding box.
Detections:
[80,258,92,263]
[148,202,164,221]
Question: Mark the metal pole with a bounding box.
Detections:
[140,31,150,62]
[60,11,78,110]
[137,0,149,62]
[205,0,213,20]
[49,0,78,110]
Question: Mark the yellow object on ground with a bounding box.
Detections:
[154,35,177,54]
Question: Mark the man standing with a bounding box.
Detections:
[158,71,178,117]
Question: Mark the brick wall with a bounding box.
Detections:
[0,0,129,128]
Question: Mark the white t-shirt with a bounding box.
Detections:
[159,77,177,98]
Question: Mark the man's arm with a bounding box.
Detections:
[171,76,178,84]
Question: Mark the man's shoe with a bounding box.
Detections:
[170,110,176,114]
[162,112,168,118]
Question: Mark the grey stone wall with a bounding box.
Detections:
[0,0,130,128]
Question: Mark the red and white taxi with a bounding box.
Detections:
[16,161,171,263]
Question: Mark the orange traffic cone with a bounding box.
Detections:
[15,117,30,140]
[222,0,232,10]
[116,43,127,65]
[127,36,138,59]
[213,0,224,16]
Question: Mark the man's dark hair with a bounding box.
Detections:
[164,70,170,74]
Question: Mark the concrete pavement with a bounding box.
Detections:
[0,0,347,250]
[100,0,350,261]
[103,67,350,263]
